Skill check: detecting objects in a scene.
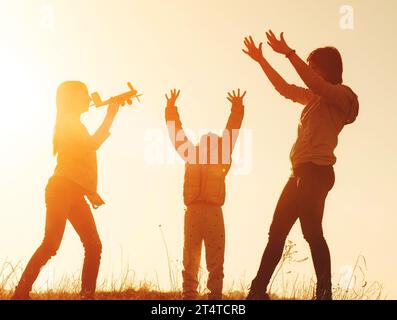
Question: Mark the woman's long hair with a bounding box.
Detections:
[53,81,87,155]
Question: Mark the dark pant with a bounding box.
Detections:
[251,162,335,299]
[15,176,102,298]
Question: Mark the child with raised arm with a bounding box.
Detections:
[12,81,121,300]
[243,31,359,300]
[164,89,246,300]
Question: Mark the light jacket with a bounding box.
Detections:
[165,103,244,206]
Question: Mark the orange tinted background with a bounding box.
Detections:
[0,0,396,297]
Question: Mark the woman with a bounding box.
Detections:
[243,30,359,300]
[12,81,120,300]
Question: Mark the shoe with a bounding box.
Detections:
[246,280,271,300]
[246,291,270,300]
[80,292,96,300]
[315,289,333,300]
[182,290,198,300]
[10,291,31,300]
[11,280,32,300]
[208,293,223,300]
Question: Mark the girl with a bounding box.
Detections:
[12,81,120,300]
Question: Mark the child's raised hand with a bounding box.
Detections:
[227,89,246,107]
[165,89,180,108]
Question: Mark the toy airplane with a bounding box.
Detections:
[90,82,142,107]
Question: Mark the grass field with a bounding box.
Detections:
[0,242,384,300]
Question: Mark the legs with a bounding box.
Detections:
[203,207,225,300]
[68,197,102,299]
[297,165,335,299]
[248,178,300,299]
[13,223,66,298]
[13,177,102,300]
[182,206,204,300]
[182,204,226,300]
[13,185,69,299]
[248,164,335,300]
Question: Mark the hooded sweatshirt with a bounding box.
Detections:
[276,62,359,167]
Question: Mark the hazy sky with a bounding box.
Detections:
[0,0,396,298]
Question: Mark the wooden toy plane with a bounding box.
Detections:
[90,82,142,107]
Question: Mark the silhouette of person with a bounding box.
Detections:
[12,81,121,300]
[164,89,246,300]
[243,31,359,300]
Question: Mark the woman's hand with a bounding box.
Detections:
[266,30,292,55]
[243,36,265,63]
[165,89,180,108]
[227,89,246,107]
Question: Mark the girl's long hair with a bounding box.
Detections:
[53,81,87,155]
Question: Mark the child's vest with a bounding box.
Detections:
[183,161,232,206]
